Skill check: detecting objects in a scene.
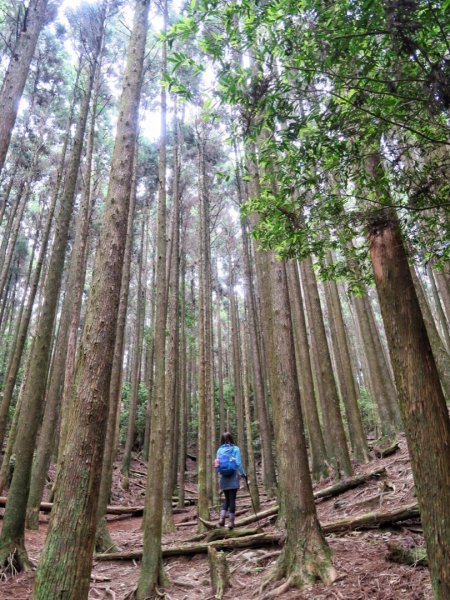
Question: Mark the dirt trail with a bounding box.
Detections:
[0,436,432,599]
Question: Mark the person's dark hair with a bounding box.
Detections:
[220,431,235,445]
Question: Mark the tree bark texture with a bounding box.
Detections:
[0,0,50,176]
[32,2,149,597]
[368,203,450,598]
[0,57,96,570]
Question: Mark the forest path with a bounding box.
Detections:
[0,436,432,599]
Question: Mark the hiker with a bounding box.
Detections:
[214,431,247,530]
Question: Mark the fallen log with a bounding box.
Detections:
[322,502,419,534]
[94,532,282,561]
[199,467,387,529]
[95,503,420,562]
[0,497,146,516]
[208,547,230,599]
[314,467,386,500]
[386,542,428,567]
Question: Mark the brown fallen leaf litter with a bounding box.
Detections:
[0,434,432,599]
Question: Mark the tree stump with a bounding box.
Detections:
[208,546,230,599]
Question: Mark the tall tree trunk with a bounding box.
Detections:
[32,2,149,596]
[0,0,50,176]
[323,254,369,463]
[426,265,450,352]
[229,267,247,467]
[300,257,352,477]
[26,52,103,528]
[411,267,450,399]
[195,131,210,531]
[96,150,138,553]
[350,291,399,437]
[262,254,335,594]
[286,260,329,480]
[136,0,168,593]
[162,100,181,532]
[0,53,97,571]
[177,251,188,509]
[366,150,450,599]
[241,317,260,512]
[216,291,225,436]
[121,213,145,487]
[0,69,79,453]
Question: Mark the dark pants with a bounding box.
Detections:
[222,489,237,513]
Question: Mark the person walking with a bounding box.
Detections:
[214,431,247,530]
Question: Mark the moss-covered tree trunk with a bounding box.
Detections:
[31,2,149,597]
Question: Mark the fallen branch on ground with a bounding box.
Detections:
[94,532,282,561]
[322,502,419,534]
[95,502,420,562]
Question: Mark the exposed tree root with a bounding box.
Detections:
[259,575,293,600]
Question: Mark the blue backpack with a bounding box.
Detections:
[217,445,237,477]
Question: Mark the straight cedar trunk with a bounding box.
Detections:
[241,318,260,512]
[411,267,450,399]
[427,265,450,352]
[162,103,182,530]
[240,218,277,496]
[177,251,188,508]
[0,58,97,570]
[216,291,225,435]
[195,131,210,531]
[300,256,352,477]
[136,0,168,594]
[323,253,369,463]
[0,0,50,176]
[286,260,329,480]
[351,292,398,436]
[432,266,450,332]
[32,2,150,597]
[26,49,104,529]
[121,213,146,487]
[143,258,156,460]
[364,292,402,426]
[366,154,450,598]
[229,268,247,466]
[0,70,80,453]
[96,155,138,552]
[262,254,335,594]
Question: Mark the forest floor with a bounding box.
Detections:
[0,434,432,599]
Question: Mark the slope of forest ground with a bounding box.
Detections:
[0,434,432,599]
